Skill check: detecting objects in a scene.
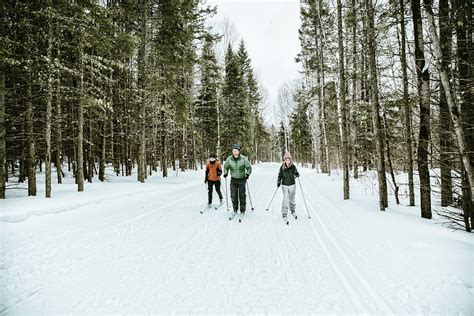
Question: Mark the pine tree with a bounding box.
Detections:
[290,86,312,163]
[220,44,246,156]
[236,40,253,154]
[247,70,262,162]
[196,33,220,157]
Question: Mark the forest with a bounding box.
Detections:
[1,0,473,231]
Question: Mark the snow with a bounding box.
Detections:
[1,163,473,314]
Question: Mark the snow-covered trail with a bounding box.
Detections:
[1,163,472,314]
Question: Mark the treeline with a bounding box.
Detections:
[292,0,473,230]
[0,0,269,198]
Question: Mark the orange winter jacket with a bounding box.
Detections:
[205,161,222,181]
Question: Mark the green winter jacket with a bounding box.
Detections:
[224,154,252,180]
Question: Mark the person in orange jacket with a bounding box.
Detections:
[205,154,223,207]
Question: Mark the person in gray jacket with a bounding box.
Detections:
[277,152,300,219]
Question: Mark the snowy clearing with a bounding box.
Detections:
[1,163,473,314]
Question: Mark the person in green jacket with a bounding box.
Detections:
[224,144,252,214]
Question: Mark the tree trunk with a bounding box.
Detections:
[383,112,400,204]
[45,2,53,198]
[398,0,415,206]
[137,0,147,183]
[216,91,221,157]
[19,120,26,183]
[27,75,36,196]
[191,125,196,170]
[461,169,472,232]
[126,123,132,177]
[120,119,124,176]
[161,110,168,177]
[110,71,118,176]
[454,0,473,227]
[413,0,431,219]
[436,0,453,206]
[181,127,186,172]
[316,0,330,175]
[424,0,473,222]
[55,53,63,184]
[0,59,5,198]
[112,118,119,176]
[318,112,327,173]
[366,0,387,210]
[172,125,176,172]
[310,0,327,174]
[87,123,93,183]
[77,25,85,192]
[153,125,158,172]
[351,0,358,179]
[337,0,350,199]
[99,118,106,182]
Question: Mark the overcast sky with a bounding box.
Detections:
[207,0,302,123]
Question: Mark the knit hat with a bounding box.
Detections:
[210,153,216,159]
[232,144,241,151]
[283,152,292,161]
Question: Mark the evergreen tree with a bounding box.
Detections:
[220,44,246,156]
[196,33,220,157]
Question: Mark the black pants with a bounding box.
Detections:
[208,180,223,204]
[230,178,246,213]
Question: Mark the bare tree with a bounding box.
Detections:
[424,0,473,228]
[337,0,350,199]
[437,0,453,206]
[214,17,239,62]
[412,0,431,218]
[398,0,415,206]
[366,0,388,210]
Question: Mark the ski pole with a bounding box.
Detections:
[246,181,255,211]
[224,176,230,211]
[265,187,279,211]
[297,177,311,219]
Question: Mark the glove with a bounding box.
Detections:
[295,173,300,178]
[217,169,222,176]
[204,178,208,184]
[277,183,281,188]
[245,174,249,180]
[224,173,228,178]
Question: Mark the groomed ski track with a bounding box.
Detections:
[1,163,471,314]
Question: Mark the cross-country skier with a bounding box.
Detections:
[277,152,300,220]
[205,154,223,207]
[224,144,252,215]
